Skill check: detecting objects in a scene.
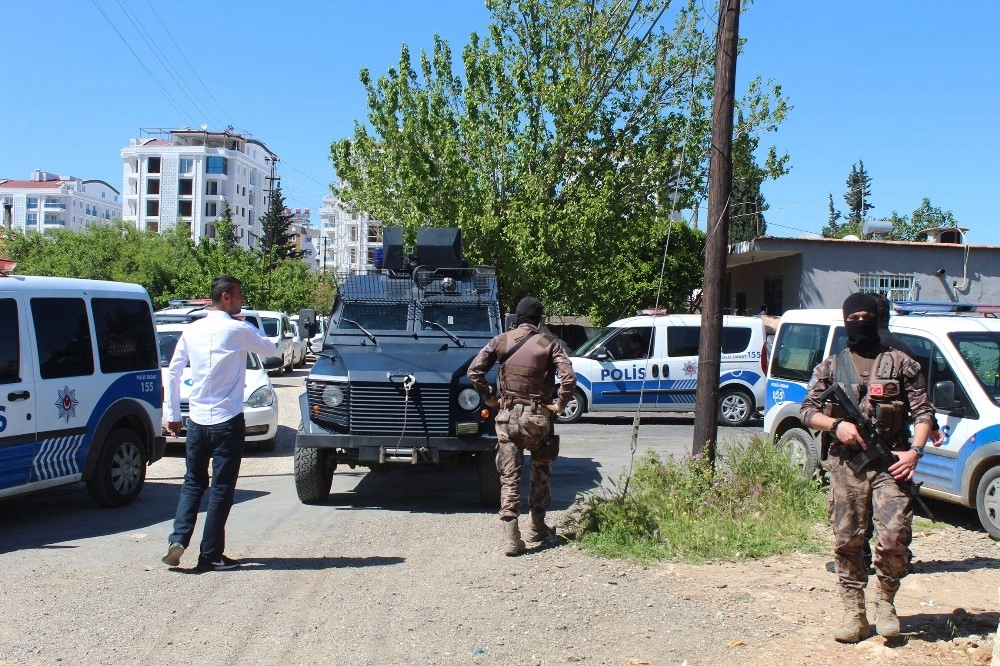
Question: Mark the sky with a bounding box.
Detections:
[2,1,997,244]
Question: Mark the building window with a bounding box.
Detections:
[101,191,106,198]
[205,181,219,195]
[178,178,193,196]
[350,226,358,242]
[178,200,193,217]
[857,273,915,302]
[206,156,227,174]
[26,197,38,209]
[367,247,376,264]
[367,226,382,243]
[147,157,161,173]
[179,158,194,174]
[146,200,159,217]
[146,179,160,195]
[26,213,37,225]
[763,276,783,317]
[205,202,218,217]
[350,248,358,264]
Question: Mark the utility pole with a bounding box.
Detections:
[692,0,739,462]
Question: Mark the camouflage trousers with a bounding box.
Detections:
[494,403,554,520]
[828,450,913,591]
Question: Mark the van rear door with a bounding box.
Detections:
[0,294,37,494]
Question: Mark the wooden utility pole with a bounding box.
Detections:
[692,0,740,460]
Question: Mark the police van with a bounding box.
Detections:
[556,312,769,426]
[764,301,1000,539]
[0,263,165,506]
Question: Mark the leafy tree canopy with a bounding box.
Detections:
[889,197,959,241]
[330,0,789,322]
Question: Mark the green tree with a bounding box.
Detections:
[215,198,238,252]
[843,161,873,223]
[888,198,958,242]
[330,0,789,320]
[729,112,789,243]
[259,184,300,269]
[821,193,842,238]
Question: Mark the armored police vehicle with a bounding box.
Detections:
[294,228,503,505]
[765,301,1000,539]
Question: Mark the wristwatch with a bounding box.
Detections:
[911,446,925,458]
[830,418,845,438]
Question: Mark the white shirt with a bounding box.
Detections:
[166,310,279,426]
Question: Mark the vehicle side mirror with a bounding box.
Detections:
[262,356,283,370]
[593,346,609,362]
[299,308,318,337]
[284,332,294,339]
[932,380,955,411]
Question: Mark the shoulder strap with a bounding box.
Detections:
[499,330,539,366]
[834,348,863,391]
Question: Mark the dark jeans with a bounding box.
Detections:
[168,414,245,562]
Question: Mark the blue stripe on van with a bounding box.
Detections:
[915,423,1000,496]
[765,379,808,412]
[720,370,762,386]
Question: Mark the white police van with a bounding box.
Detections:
[764,301,1000,539]
[0,264,165,506]
[556,312,769,426]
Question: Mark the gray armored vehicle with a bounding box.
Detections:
[294,227,503,505]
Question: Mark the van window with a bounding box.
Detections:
[666,325,753,357]
[949,331,1000,407]
[770,323,830,382]
[92,298,158,373]
[32,297,95,379]
[603,326,654,360]
[897,333,977,417]
[262,317,280,337]
[0,299,19,383]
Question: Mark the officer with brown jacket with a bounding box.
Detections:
[800,292,934,643]
[467,296,577,556]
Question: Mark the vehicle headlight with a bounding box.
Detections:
[322,384,345,408]
[458,387,480,411]
[246,386,275,408]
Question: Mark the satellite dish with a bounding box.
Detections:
[200,124,208,130]
[843,234,861,241]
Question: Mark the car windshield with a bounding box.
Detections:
[338,302,409,331]
[950,331,1000,406]
[261,318,279,337]
[421,304,492,332]
[573,327,618,356]
[157,331,256,369]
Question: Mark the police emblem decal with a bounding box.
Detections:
[682,361,697,377]
[55,385,79,423]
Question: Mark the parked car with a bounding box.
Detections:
[256,310,296,374]
[0,269,164,506]
[289,319,309,368]
[156,322,280,452]
[764,300,1000,539]
[290,313,327,357]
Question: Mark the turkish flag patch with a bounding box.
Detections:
[869,384,885,397]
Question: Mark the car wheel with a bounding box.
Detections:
[975,465,1000,540]
[555,389,586,425]
[295,349,307,367]
[256,437,276,453]
[718,387,754,427]
[86,428,146,507]
[777,427,820,476]
[477,451,501,507]
[294,445,336,504]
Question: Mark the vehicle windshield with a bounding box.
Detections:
[950,331,1000,406]
[158,331,256,369]
[261,318,280,337]
[421,304,492,332]
[770,323,830,382]
[573,327,618,356]
[338,302,409,331]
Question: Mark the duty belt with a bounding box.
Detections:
[500,396,543,412]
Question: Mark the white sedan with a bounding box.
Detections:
[157,323,280,452]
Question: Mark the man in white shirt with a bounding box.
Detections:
[161,276,279,571]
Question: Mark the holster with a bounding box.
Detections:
[532,434,560,463]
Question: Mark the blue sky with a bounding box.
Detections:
[2,1,997,244]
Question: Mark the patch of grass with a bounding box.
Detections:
[574,436,828,562]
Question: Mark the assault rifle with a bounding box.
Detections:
[819,382,936,521]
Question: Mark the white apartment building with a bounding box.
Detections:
[1,170,121,233]
[319,193,382,277]
[286,208,322,272]
[120,128,277,250]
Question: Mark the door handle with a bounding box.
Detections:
[8,390,30,401]
[661,365,669,378]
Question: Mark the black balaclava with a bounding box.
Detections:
[514,296,543,326]
[842,292,880,354]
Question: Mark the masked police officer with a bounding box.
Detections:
[800,293,934,642]
[467,296,577,556]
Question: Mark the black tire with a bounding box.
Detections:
[283,353,293,374]
[718,387,754,427]
[777,427,820,477]
[295,350,307,368]
[256,437,276,453]
[975,465,1000,540]
[86,428,146,507]
[294,446,335,504]
[554,389,586,425]
[478,450,501,507]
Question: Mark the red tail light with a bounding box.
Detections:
[761,342,769,375]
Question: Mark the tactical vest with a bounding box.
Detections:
[830,347,909,448]
[496,327,557,401]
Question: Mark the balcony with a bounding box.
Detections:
[42,202,66,209]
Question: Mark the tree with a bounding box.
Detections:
[258,184,300,268]
[330,0,789,320]
[843,161,873,223]
[215,198,238,252]
[728,112,789,243]
[889,197,958,242]
[822,193,842,238]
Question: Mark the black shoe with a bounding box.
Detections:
[196,555,240,571]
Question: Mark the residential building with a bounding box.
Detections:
[1,170,121,233]
[120,128,277,250]
[319,193,382,277]
[725,229,1000,316]
[286,208,322,271]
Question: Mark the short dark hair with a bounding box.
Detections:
[872,292,891,327]
[211,275,241,304]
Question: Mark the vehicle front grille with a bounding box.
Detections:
[350,382,451,435]
[306,380,350,431]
